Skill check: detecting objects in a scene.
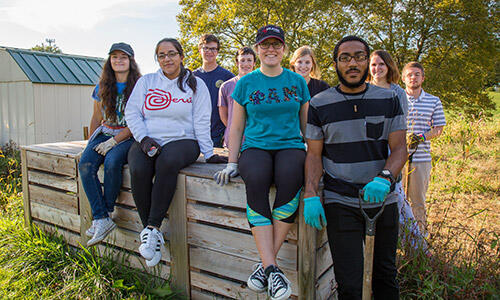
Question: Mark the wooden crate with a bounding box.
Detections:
[21,142,337,299]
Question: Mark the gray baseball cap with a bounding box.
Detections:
[108,42,134,57]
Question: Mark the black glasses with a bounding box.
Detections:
[259,41,284,50]
[202,46,218,52]
[157,52,179,60]
[338,53,368,63]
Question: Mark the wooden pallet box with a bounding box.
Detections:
[21,141,337,299]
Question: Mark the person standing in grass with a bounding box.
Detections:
[290,45,330,97]
[403,61,446,233]
[218,46,256,147]
[304,36,407,299]
[194,34,235,148]
[78,43,141,247]
[368,50,426,247]
[125,38,227,267]
[214,25,310,300]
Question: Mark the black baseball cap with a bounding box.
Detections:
[255,25,285,45]
[108,42,134,57]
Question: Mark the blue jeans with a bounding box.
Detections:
[78,134,133,220]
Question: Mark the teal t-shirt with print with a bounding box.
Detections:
[92,82,127,127]
[231,68,310,151]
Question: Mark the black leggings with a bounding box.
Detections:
[128,139,200,228]
[238,148,305,227]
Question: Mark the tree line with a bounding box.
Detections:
[177,0,499,116]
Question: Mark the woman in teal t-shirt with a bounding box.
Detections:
[214,25,310,300]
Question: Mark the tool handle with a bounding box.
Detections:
[359,190,386,236]
[362,235,375,300]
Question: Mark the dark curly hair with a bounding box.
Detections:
[98,55,141,122]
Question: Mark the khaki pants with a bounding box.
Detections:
[407,161,432,232]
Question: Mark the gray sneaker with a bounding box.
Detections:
[87,217,116,246]
[266,265,291,300]
[85,220,96,237]
[247,262,267,292]
[139,227,164,261]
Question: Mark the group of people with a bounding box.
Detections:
[78,24,445,300]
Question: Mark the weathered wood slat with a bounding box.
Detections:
[187,222,297,270]
[186,201,297,241]
[316,266,337,300]
[190,246,298,296]
[112,206,143,232]
[169,174,190,298]
[29,184,78,215]
[191,288,228,300]
[31,202,80,232]
[97,165,131,190]
[27,151,76,177]
[298,199,317,299]
[116,190,136,207]
[28,170,77,193]
[190,271,259,299]
[32,220,81,247]
[21,149,31,226]
[316,241,333,280]
[22,141,87,157]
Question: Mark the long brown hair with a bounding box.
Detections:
[98,55,141,122]
[290,46,322,79]
[367,50,400,84]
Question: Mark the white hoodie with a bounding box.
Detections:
[125,69,214,159]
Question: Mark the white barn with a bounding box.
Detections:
[0,46,104,146]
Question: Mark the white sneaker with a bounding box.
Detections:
[85,220,97,237]
[139,227,164,260]
[145,232,164,267]
[247,262,268,292]
[87,217,116,246]
[266,265,292,300]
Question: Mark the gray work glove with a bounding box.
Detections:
[213,163,238,186]
[94,138,117,155]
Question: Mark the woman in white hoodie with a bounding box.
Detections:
[125,38,226,267]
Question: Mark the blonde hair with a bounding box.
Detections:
[290,46,321,79]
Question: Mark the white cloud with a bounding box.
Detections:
[0,0,176,32]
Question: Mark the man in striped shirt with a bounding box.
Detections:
[403,62,446,233]
[304,36,407,299]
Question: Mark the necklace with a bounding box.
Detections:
[339,85,369,112]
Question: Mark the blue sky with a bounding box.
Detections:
[0,0,181,73]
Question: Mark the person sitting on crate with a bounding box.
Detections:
[78,42,141,247]
[214,25,310,300]
[125,38,227,268]
[303,36,407,299]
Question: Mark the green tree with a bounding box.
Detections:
[177,0,499,116]
[31,39,62,54]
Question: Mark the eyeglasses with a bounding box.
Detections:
[157,52,179,60]
[202,46,219,52]
[338,53,368,63]
[259,41,284,50]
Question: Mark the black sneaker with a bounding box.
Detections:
[247,262,267,292]
[265,265,292,300]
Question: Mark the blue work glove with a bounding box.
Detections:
[362,177,391,203]
[303,196,327,230]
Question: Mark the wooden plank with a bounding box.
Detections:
[21,149,31,227]
[317,227,329,248]
[315,241,333,280]
[95,244,171,279]
[28,169,77,193]
[116,190,136,207]
[113,206,143,233]
[169,174,190,298]
[76,152,92,246]
[186,176,246,209]
[32,220,81,247]
[26,151,76,177]
[191,288,228,300]
[29,184,78,215]
[187,201,297,241]
[188,222,297,270]
[298,198,317,299]
[31,202,80,232]
[190,246,298,296]
[190,271,259,299]
[316,266,337,300]
[22,141,87,157]
[97,165,131,190]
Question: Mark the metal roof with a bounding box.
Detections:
[4,47,104,85]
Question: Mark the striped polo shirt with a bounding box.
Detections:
[406,90,446,162]
[306,84,406,208]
